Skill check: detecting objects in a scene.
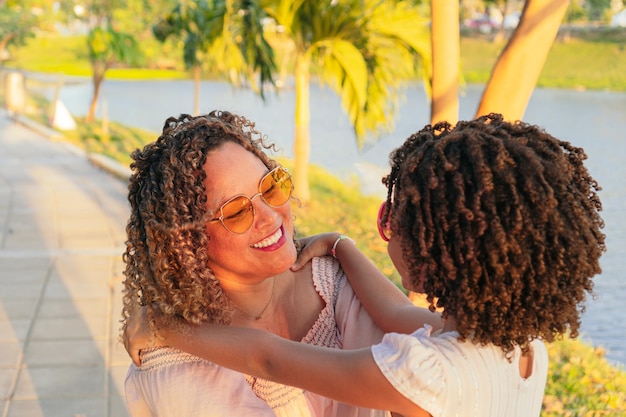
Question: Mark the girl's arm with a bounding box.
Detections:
[292,233,441,334]
[162,322,428,417]
[122,309,426,415]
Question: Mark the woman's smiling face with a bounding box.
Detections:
[203,142,297,289]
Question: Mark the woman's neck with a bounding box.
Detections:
[222,276,278,321]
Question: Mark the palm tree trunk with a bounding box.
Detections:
[475,0,569,121]
[293,54,311,204]
[193,65,201,116]
[430,0,460,125]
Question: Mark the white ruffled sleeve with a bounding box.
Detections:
[370,326,446,416]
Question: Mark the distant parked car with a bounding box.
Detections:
[464,16,499,34]
[503,11,521,29]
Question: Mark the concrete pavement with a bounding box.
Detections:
[0,109,132,417]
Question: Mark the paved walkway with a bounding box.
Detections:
[0,109,132,417]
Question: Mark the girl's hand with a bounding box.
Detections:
[291,233,341,271]
[123,306,167,366]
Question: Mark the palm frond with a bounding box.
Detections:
[302,0,431,146]
[154,0,278,97]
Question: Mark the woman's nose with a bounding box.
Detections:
[252,196,278,228]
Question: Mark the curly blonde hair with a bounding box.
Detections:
[121,110,279,333]
[383,113,605,356]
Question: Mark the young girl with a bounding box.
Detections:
[124,114,605,417]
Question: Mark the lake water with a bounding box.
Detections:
[53,78,626,367]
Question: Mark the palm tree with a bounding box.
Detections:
[430,0,460,125]
[265,0,431,202]
[153,0,276,115]
[475,0,569,121]
[427,0,568,124]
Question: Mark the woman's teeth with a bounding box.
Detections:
[252,228,282,248]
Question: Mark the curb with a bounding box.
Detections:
[12,112,132,182]
[88,152,131,182]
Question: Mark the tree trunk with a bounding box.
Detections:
[475,0,569,121]
[193,65,201,116]
[86,64,106,124]
[0,32,17,55]
[430,0,460,125]
[293,54,311,204]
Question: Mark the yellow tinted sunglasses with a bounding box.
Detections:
[209,166,293,234]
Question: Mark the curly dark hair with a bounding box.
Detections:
[383,113,605,356]
[121,110,280,332]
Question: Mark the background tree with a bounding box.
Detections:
[430,0,459,125]
[586,0,612,21]
[153,0,276,115]
[150,0,431,203]
[428,0,571,123]
[264,0,431,202]
[475,0,569,120]
[113,0,177,39]
[562,0,587,42]
[153,1,213,116]
[83,0,144,123]
[0,0,39,62]
[86,26,143,123]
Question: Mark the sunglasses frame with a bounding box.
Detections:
[377,201,392,242]
[209,166,293,234]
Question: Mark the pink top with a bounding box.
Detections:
[125,256,390,417]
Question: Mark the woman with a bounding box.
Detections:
[121,110,440,417]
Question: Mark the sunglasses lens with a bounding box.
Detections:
[261,167,293,207]
[377,202,392,242]
[221,196,255,233]
[213,167,293,234]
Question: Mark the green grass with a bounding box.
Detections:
[286,161,399,280]
[22,99,157,165]
[460,31,626,91]
[63,117,157,164]
[543,338,626,415]
[4,31,626,90]
[3,34,188,79]
[4,36,93,75]
[542,39,626,91]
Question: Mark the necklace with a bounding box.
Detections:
[231,277,276,321]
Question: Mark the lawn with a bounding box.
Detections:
[3,34,188,80]
[459,28,626,91]
[4,29,626,91]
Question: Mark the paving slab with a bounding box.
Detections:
[0,110,132,417]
